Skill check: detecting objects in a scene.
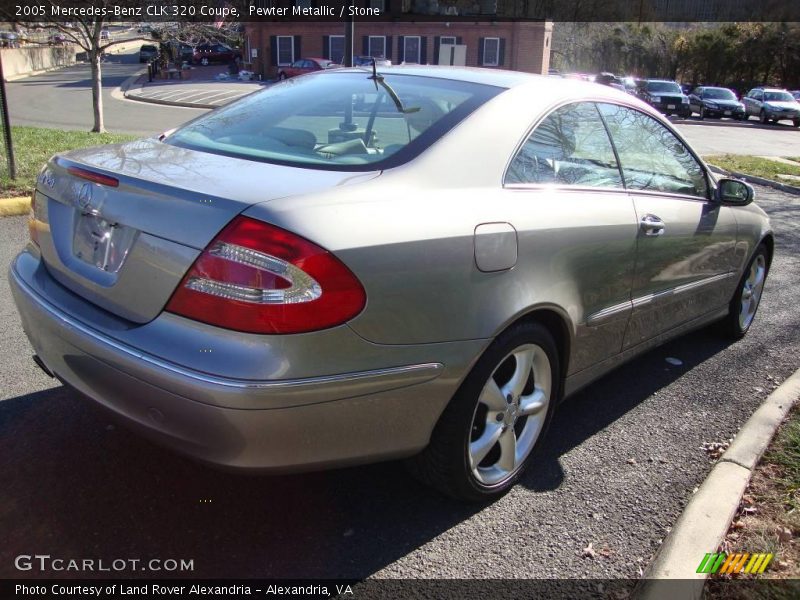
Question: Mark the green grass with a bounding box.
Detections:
[0,127,137,197]
[765,408,800,511]
[704,154,800,181]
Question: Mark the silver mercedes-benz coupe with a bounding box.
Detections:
[10,67,772,500]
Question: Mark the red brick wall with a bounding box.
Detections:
[244,20,552,78]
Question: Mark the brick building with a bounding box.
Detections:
[243,9,552,78]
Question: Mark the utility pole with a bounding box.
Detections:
[0,50,17,180]
[344,0,354,67]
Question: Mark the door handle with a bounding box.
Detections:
[640,214,665,236]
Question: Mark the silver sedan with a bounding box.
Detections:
[10,67,772,501]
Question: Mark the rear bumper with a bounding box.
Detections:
[9,249,482,471]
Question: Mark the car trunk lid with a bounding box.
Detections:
[34,139,377,324]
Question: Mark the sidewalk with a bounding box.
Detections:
[123,64,267,109]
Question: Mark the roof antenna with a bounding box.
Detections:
[368,57,382,82]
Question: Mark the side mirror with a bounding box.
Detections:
[716,178,754,206]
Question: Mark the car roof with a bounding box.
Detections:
[317,66,656,111]
[332,65,549,89]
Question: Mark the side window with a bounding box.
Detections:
[505,102,623,188]
[597,103,709,198]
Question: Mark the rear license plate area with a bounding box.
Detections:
[73,213,137,273]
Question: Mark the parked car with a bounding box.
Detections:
[595,72,626,91]
[193,43,239,66]
[688,86,746,120]
[47,33,66,45]
[743,87,800,126]
[638,79,691,117]
[11,68,772,501]
[791,90,800,101]
[277,58,339,80]
[138,44,158,63]
[353,55,391,67]
[100,29,110,41]
[0,31,19,48]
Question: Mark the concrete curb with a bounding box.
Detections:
[637,367,800,600]
[708,164,800,196]
[0,196,31,217]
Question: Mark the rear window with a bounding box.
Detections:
[166,72,501,171]
[764,91,795,102]
[141,45,157,52]
[703,88,736,100]
[647,81,681,94]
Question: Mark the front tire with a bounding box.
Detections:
[760,110,768,124]
[719,245,768,339]
[407,322,559,502]
[699,106,705,120]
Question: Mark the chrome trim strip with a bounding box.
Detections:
[586,300,633,326]
[11,267,443,391]
[631,272,735,309]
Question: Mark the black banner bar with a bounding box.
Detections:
[1,0,799,23]
[3,579,800,600]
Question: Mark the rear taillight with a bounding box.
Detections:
[165,216,366,334]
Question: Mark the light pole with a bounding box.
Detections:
[344,0,354,67]
[0,50,17,180]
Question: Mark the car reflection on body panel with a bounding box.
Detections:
[10,67,773,501]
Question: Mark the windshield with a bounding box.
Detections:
[166,72,501,171]
[647,81,681,94]
[703,88,736,100]
[764,91,795,102]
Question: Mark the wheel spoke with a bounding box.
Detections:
[479,378,508,412]
[502,348,534,401]
[497,428,517,472]
[470,423,502,468]
[519,388,547,416]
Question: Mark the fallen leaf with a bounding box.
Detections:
[777,527,792,542]
[582,543,596,558]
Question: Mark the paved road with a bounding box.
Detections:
[675,118,800,157]
[5,52,207,136]
[1,184,798,579]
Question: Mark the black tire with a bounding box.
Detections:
[699,106,705,120]
[794,119,800,128]
[278,72,287,80]
[718,245,769,340]
[406,321,560,502]
[200,57,209,66]
[760,110,768,124]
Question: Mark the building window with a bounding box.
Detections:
[403,36,421,64]
[368,36,386,59]
[277,35,294,66]
[329,35,345,64]
[440,36,456,46]
[482,37,500,66]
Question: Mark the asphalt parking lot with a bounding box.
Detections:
[0,184,798,580]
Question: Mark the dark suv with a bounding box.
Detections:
[139,44,158,63]
[639,79,691,118]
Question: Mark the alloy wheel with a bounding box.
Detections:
[468,344,551,486]
[739,253,766,331]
